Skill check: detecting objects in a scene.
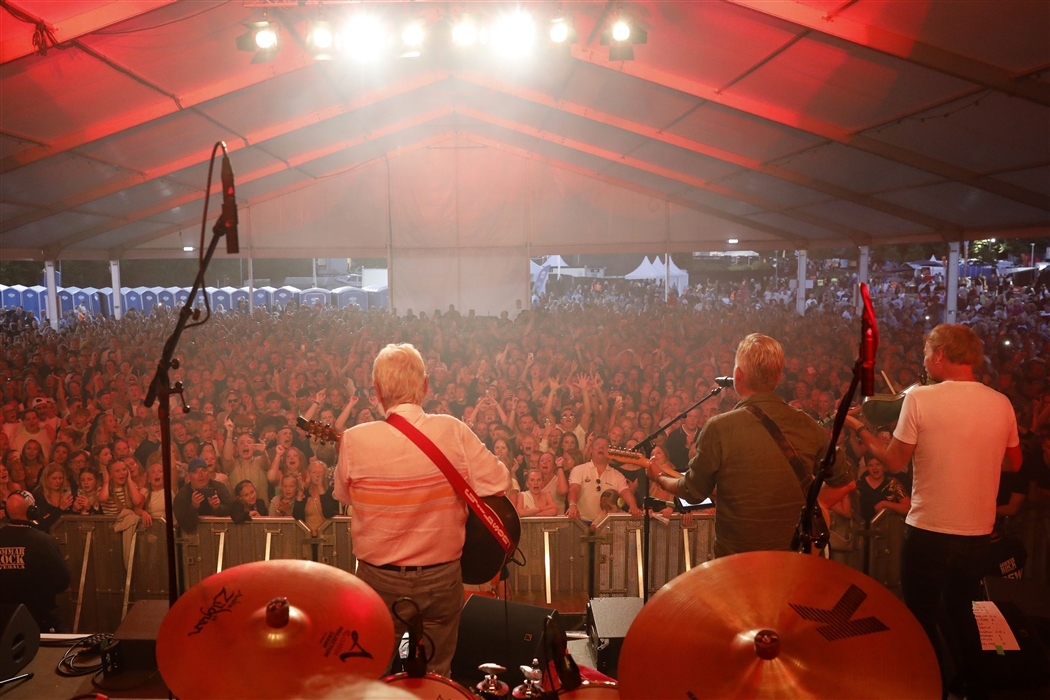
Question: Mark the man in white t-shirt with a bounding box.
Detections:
[847,324,1021,695]
[566,436,642,522]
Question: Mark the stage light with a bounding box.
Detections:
[550,22,569,43]
[183,246,195,252]
[343,16,386,61]
[236,18,280,63]
[402,24,423,47]
[491,11,535,57]
[612,21,630,42]
[601,15,647,62]
[728,239,739,244]
[307,20,337,60]
[453,22,477,46]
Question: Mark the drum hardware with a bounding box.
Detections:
[476,662,510,699]
[557,681,620,698]
[512,660,544,698]
[383,672,477,699]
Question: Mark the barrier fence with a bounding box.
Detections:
[36,504,1050,633]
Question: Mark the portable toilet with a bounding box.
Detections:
[300,287,330,308]
[3,285,25,310]
[97,288,117,317]
[123,288,143,314]
[174,288,191,306]
[364,285,388,310]
[21,286,42,320]
[0,285,6,308]
[332,286,368,310]
[158,287,178,309]
[136,287,157,315]
[57,288,75,316]
[272,286,300,309]
[226,287,249,312]
[72,287,100,315]
[252,286,275,311]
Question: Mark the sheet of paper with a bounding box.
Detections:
[972,601,1020,653]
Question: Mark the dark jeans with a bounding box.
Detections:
[901,524,990,692]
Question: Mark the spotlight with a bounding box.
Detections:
[601,15,647,61]
[236,19,280,63]
[612,21,630,42]
[550,22,569,43]
[308,20,337,60]
[343,16,386,61]
[453,22,477,46]
[183,246,195,252]
[728,239,739,245]
[491,11,535,57]
[402,24,423,47]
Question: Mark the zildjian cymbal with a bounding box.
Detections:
[157,559,394,699]
[618,551,940,699]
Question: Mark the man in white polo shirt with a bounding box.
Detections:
[566,436,642,522]
[848,323,1021,696]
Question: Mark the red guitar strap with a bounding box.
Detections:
[385,412,515,555]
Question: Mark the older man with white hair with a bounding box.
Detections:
[649,333,850,558]
[334,343,509,677]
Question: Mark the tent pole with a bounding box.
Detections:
[947,241,959,324]
[247,257,254,313]
[664,201,671,302]
[109,260,123,320]
[44,260,59,330]
[857,245,869,314]
[796,250,807,316]
[386,155,394,313]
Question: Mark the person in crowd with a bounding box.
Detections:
[648,333,851,557]
[293,460,339,532]
[10,408,52,457]
[0,464,19,518]
[269,444,308,489]
[0,491,71,631]
[665,407,701,473]
[90,443,114,480]
[269,475,301,517]
[31,463,74,532]
[172,458,233,533]
[72,468,102,515]
[515,468,557,517]
[846,323,1022,698]
[140,462,167,525]
[20,439,46,491]
[537,452,569,515]
[231,479,268,521]
[99,459,144,518]
[855,456,910,523]
[3,449,28,493]
[222,424,274,506]
[567,436,642,523]
[333,343,509,678]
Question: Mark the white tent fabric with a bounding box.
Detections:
[651,256,690,293]
[624,257,655,279]
[544,255,569,268]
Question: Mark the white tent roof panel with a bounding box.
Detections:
[875,182,1049,229]
[744,212,842,242]
[993,166,1050,193]
[553,63,703,130]
[768,143,944,195]
[77,178,201,219]
[716,171,836,209]
[799,199,930,237]
[670,206,788,246]
[665,102,826,164]
[5,211,112,249]
[1,152,128,206]
[625,140,745,184]
[69,219,172,252]
[673,188,766,218]
[78,111,234,174]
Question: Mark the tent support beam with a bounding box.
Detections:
[570,47,1049,212]
[796,250,807,316]
[724,0,1050,107]
[857,245,869,313]
[44,260,59,330]
[947,242,960,324]
[109,260,123,320]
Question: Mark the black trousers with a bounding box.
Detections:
[900,524,990,692]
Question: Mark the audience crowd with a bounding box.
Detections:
[2,272,1048,571]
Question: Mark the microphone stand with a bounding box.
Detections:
[144,216,232,605]
[629,384,724,603]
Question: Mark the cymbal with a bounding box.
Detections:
[618,551,940,699]
[157,560,394,699]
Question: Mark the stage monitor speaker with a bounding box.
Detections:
[586,597,642,679]
[0,604,40,680]
[452,596,556,691]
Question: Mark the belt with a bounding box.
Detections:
[362,559,457,573]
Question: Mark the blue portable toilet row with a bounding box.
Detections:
[332,286,368,310]
[363,285,388,310]
[0,285,48,321]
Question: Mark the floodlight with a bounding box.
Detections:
[612,21,630,42]
[308,20,337,60]
[453,23,477,45]
[402,24,424,47]
[236,19,280,64]
[728,239,739,244]
[183,246,195,252]
[550,22,569,43]
[491,11,535,57]
[600,15,647,62]
[344,16,386,61]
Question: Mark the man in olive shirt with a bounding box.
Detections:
[648,333,849,557]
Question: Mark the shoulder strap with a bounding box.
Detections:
[744,404,813,494]
[385,412,515,555]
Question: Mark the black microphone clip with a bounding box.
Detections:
[713,376,734,389]
[217,147,239,255]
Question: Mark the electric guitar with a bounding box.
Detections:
[607,446,682,479]
[296,416,521,584]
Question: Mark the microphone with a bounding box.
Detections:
[219,151,239,254]
[404,609,426,678]
[859,283,879,397]
[714,377,735,389]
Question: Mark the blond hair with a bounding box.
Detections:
[373,343,427,408]
[926,324,984,368]
[734,333,784,392]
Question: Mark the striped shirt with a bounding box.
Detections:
[334,403,509,567]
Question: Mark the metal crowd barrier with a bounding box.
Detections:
[40,505,1049,633]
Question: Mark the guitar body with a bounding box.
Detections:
[462,495,521,585]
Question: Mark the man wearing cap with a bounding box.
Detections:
[173,458,233,533]
[11,407,52,456]
[0,491,71,631]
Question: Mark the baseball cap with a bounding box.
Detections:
[188,458,208,472]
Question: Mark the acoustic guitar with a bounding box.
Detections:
[296,416,521,584]
[607,446,682,479]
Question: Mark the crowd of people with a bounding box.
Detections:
[1,272,1048,545]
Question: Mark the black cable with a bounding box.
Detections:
[55,635,111,677]
[184,142,223,331]
[392,598,434,666]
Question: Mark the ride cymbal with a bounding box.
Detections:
[618,551,940,699]
[157,559,394,699]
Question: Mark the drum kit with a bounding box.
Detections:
[156,553,940,699]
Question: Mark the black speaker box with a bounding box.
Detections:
[0,603,40,680]
[113,599,167,671]
[451,595,556,690]
[586,597,643,678]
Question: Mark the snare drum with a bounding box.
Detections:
[383,672,478,699]
[559,681,620,698]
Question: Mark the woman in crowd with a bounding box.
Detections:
[269,445,308,488]
[32,463,75,531]
[72,468,102,515]
[3,450,27,492]
[20,439,46,491]
[232,480,268,520]
[0,464,20,519]
[99,459,144,517]
[294,460,339,533]
[140,462,167,525]
[90,444,114,480]
[49,441,73,472]
[515,469,558,517]
[537,452,569,515]
[856,456,911,523]
[645,445,679,517]
[200,444,229,488]
[269,475,302,517]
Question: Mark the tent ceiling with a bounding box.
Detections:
[1,0,1048,261]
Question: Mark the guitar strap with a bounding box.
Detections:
[743,404,814,494]
[385,412,515,555]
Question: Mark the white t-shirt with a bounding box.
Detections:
[894,381,1018,536]
[568,462,629,522]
